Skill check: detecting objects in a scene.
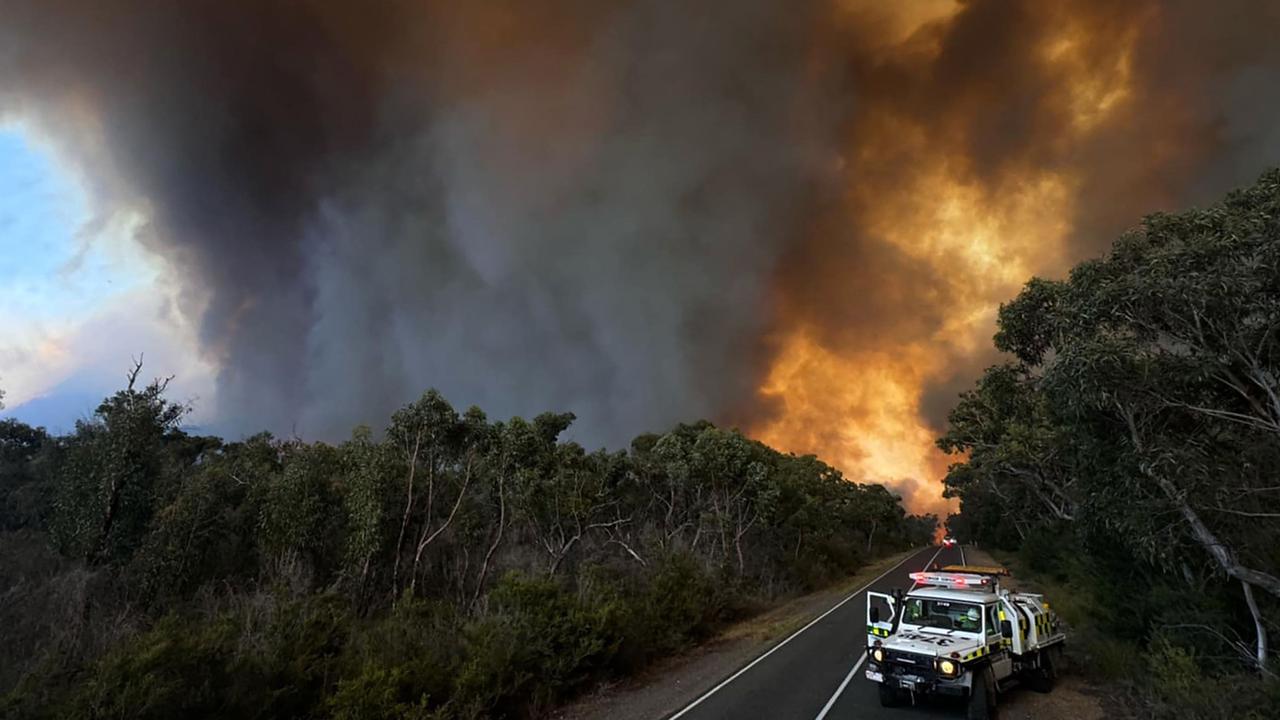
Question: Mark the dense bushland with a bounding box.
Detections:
[0,367,934,719]
[941,169,1280,717]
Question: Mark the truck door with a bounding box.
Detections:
[867,591,896,647]
[986,603,1013,681]
[998,597,1027,655]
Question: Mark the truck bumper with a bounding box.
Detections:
[865,663,969,697]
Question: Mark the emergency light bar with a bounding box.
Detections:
[909,571,992,589]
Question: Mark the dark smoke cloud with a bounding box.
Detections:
[1064,0,1280,258]
[1,0,838,444]
[2,0,1279,485]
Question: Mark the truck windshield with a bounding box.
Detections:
[902,598,983,632]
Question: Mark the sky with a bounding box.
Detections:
[0,126,213,432]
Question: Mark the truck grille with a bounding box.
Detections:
[886,650,933,669]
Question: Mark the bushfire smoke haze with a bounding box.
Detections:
[3,0,1279,514]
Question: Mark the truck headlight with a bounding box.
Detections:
[872,648,884,663]
[937,659,958,677]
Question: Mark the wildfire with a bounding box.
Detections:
[756,335,948,513]
[752,1,1139,516]
[755,169,1073,517]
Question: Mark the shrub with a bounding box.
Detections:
[454,573,616,717]
[326,599,463,719]
[1142,637,1280,719]
[41,593,350,720]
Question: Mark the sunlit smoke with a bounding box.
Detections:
[750,0,1272,515]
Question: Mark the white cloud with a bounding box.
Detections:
[0,125,212,429]
[1,284,215,428]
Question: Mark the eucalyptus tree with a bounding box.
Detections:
[945,168,1280,672]
[50,362,187,564]
[688,427,777,576]
[0,419,51,531]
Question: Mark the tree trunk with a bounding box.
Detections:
[1157,472,1280,598]
[391,431,422,593]
[1120,402,1280,599]
[92,477,124,563]
[410,458,472,595]
[549,534,580,575]
[1241,580,1270,674]
[473,469,506,606]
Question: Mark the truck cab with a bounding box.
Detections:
[864,567,1064,720]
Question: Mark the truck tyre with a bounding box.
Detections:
[966,668,997,720]
[878,682,903,707]
[1030,647,1057,693]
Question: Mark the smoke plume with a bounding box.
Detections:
[2,0,1278,513]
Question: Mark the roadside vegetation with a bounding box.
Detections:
[941,169,1280,718]
[0,370,934,719]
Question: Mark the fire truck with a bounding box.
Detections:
[864,566,1065,720]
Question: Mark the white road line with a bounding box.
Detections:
[909,544,945,590]
[814,654,867,720]
[666,546,934,720]
[812,544,946,720]
[961,544,966,565]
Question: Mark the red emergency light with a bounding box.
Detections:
[909,571,991,589]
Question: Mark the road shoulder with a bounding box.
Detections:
[549,548,921,720]
[962,546,1107,720]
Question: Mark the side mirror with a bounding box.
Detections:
[1000,620,1013,638]
[870,607,881,623]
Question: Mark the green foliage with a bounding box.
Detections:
[946,169,1280,711]
[253,441,344,583]
[630,552,731,653]
[133,464,252,599]
[337,427,398,593]
[326,600,462,719]
[46,592,350,720]
[62,614,240,720]
[457,573,616,715]
[0,363,931,719]
[1016,523,1072,579]
[49,370,188,564]
[0,420,53,531]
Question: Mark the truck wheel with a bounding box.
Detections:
[1030,648,1057,693]
[878,682,902,707]
[966,668,997,720]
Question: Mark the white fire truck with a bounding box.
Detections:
[864,566,1065,720]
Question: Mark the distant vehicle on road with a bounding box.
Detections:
[942,536,957,548]
[864,567,1064,720]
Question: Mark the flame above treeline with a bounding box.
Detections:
[753,0,1280,516]
[757,0,1139,515]
[2,0,1278,516]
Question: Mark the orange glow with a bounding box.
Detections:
[755,168,1074,518]
[835,0,961,48]
[756,334,950,515]
[1043,18,1142,132]
[753,6,1140,515]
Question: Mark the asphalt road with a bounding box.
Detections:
[667,544,972,720]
